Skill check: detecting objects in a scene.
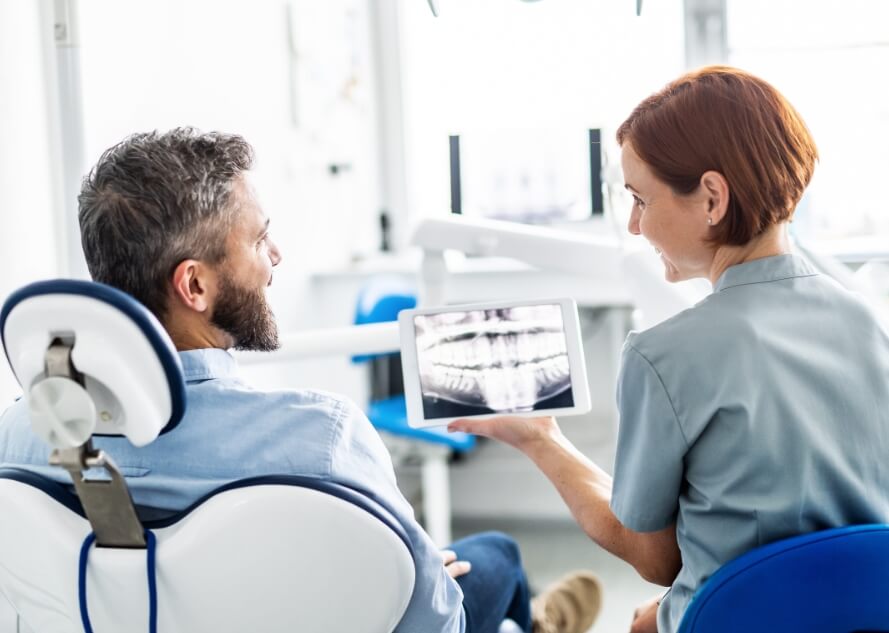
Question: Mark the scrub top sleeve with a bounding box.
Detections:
[610,342,688,533]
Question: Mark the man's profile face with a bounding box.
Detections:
[210,176,282,351]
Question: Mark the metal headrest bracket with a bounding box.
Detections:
[43,338,146,548]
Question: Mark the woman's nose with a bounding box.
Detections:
[627,207,641,236]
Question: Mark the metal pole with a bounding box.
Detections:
[52,0,89,278]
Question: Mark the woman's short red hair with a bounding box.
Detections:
[616,66,818,246]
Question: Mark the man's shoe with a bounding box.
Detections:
[531,571,603,633]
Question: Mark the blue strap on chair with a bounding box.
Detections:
[677,523,889,633]
[79,529,158,633]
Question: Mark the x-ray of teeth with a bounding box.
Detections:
[415,304,574,418]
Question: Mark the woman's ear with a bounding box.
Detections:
[170,259,215,314]
[700,171,730,227]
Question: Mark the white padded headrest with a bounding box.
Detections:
[1,280,186,448]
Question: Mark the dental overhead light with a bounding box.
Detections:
[425,0,643,17]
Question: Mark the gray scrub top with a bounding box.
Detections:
[610,254,889,633]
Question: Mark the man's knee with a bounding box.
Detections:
[472,531,522,566]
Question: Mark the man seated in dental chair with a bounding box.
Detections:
[0,128,601,633]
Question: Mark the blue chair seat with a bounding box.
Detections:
[677,523,889,633]
[367,396,476,452]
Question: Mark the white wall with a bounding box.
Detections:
[0,0,63,406]
[726,0,889,242]
[397,0,686,227]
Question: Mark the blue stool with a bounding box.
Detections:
[367,395,476,453]
[353,277,476,545]
[677,523,889,633]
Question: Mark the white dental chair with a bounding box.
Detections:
[0,280,415,633]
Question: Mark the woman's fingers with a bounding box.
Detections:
[630,594,662,633]
[447,418,490,435]
[449,415,559,451]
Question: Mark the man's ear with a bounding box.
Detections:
[170,259,215,314]
[700,170,730,226]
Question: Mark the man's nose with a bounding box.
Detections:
[269,239,282,266]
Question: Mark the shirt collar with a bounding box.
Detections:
[714,253,818,293]
[178,348,240,382]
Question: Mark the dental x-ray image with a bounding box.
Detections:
[414,303,574,419]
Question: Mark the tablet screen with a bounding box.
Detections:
[413,303,574,419]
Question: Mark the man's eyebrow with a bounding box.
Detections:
[256,218,270,238]
[624,183,639,193]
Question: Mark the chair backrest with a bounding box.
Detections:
[0,279,416,632]
[0,469,415,633]
[677,524,889,633]
[352,277,416,364]
[354,277,417,328]
[352,277,417,403]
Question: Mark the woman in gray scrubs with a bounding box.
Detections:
[449,66,889,633]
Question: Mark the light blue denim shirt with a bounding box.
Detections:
[611,254,889,633]
[0,349,465,633]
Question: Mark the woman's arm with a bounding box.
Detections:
[449,415,681,586]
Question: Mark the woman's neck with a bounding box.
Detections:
[708,223,791,286]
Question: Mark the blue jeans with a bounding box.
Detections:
[449,531,532,633]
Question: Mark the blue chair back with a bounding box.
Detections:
[350,277,475,451]
[352,277,417,364]
[677,524,889,633]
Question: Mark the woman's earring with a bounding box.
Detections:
[707,216,712,225]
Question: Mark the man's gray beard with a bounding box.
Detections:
[210,274,280,352]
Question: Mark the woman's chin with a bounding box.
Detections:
[661,259,684,283]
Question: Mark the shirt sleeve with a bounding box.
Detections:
[610,341,688,532]
[328,398,465,633]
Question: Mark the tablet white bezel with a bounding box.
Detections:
[399,297,591,428]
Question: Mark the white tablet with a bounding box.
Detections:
[399,298,591,428]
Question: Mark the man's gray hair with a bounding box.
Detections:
[78,127,254,321]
